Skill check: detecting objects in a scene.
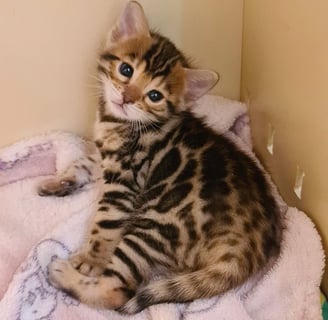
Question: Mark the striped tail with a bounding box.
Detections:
[119,265,247,314]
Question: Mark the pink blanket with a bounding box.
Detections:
[0,96,324,320]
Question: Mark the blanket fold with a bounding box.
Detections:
[0,95,324,320]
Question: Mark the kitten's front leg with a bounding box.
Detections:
[38,153,101,196]
[69,174,137,276]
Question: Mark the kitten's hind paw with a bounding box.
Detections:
[70,253,105,277]
[48,258,128,309]
[48,258,76,290]
[38,177,78,197]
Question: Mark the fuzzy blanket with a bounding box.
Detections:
[0,95,324,320]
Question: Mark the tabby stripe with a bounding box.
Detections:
[148,40,166,67]
[100,53,120,61]
[184,218,199,254]
[143,42,161,70]
[87,156,96,163]
[151,47,167,71]
[155,183,193,213]
[100,149,118,158]
[167,101,178,116]
[119,287,136,300]
[103,268,128,285]
[153,57,178,78]
[97,64,108,76]
[147,147,181,187]
[104,191,133,202]
[81,164,92,175]
[174,159,197,184]
[98,206,109,212]
[148,127,177,163]
[133,219,180,250]
[130,231,167,256]
[159,54,180,71]
[143,184,166,202]
[99,198,134,213]
[177,202,193,220]
[112,200,134,213]
[114,247,143,284]
[97,219,123,229]
[133,157,149,175]
[95,140,103,148]
[123,238,155,265]
[103,170,121,183]
[119,179,138,192]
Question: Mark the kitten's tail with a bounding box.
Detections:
[119,265,246,314]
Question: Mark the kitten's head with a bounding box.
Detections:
[98,1,219,124]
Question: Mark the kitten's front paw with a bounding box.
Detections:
[70,253,105,277]
[38,177,78,197]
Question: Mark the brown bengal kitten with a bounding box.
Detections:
[41,1,283,314]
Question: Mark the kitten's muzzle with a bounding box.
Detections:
[123,85,141,104]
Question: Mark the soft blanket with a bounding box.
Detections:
[0,95,324,320]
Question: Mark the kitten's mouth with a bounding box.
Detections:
[111,100,128,117]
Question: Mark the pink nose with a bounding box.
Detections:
[123,85,141,104]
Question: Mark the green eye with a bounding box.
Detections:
[148,90,163,102]
[119,62,133,78]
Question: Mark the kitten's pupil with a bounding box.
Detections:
[148,90,163,102]
[119,62,134,78]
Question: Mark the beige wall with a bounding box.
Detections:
[0,0,243,147]
[241,0,328,293]
[0,0,122,146]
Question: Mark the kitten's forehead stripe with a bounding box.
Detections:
[101,53,120,61]
[141,32,189,79]
[143,40,164,69]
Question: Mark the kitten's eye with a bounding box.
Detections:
[119,62,134,78]
[148,90,164,102]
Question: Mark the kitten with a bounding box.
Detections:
[41,1,283,314]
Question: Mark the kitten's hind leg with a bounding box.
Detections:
[38,150,101,197]
[48,232,154,310]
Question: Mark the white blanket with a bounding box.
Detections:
[0,95,324,320]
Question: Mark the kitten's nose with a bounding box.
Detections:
[123,85,141,104]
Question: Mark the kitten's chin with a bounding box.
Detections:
[107,101,149,123]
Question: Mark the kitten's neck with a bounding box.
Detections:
[94,109,181,154]
[136,116,180,146]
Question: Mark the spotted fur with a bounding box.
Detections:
[43,1,283,314]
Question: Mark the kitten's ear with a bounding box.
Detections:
[184,68,220,103]
[107,1,150,45]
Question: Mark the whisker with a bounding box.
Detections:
[85,84,103,89]
[88,74,104,83]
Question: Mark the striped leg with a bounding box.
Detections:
[68,167,139,276]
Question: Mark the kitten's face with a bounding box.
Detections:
[98,1,219,124]
[98,34,186,123]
